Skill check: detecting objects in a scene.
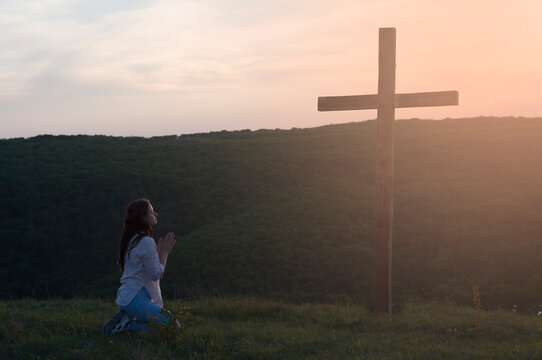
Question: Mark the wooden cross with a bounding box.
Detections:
[318,27,458,315]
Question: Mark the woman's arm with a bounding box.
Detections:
[158,232,176,271]
[140,237,165,281]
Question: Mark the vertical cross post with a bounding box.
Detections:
[374,27,396,315]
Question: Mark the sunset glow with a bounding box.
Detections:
[1,0,541,138]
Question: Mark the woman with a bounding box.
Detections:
[103,198,177,335]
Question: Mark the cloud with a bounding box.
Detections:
[0,0,369,99]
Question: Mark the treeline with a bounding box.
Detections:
[2,117,542,309]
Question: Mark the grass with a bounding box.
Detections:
[2,297,542,359]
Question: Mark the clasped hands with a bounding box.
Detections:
[158,232,176,259]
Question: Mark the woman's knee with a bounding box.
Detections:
[135,303,162,322]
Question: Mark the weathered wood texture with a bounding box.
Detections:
[318,91,458,111]
[318,94,378,111]
[394,91,458,108]
[374,27,395,316]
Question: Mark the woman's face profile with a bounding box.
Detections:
[145,203,158,226]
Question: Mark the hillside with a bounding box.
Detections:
[2,117,542,309]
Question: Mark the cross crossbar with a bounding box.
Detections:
[318,90,458,111]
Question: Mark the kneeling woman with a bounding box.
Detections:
[103,198,178,335]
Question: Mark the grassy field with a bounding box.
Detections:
[2,297,542,359]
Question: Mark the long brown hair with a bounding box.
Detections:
[118,198,153,272]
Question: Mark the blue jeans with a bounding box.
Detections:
[118,287,171,332]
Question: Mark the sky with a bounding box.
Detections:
[1,0,541,138]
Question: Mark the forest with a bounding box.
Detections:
[2,116,542,310]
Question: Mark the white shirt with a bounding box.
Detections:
[116,234,165,307]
